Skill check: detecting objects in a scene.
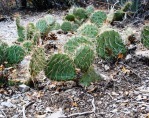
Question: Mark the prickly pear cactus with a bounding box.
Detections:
[16,16,25,42]
[79,66,101,87]
[61,21,72,32]
[141,25,149,48]
[96,30,127,60]
[44,54,76,81]
[36,19,50,36]
[64,36,92,56]
[0,41,8,64]
[23,41,33,53]
[74,46,94,72]
[6,45,25,64]
[73,8,88,20]
[65,14,75,21]
[113,10,125,21]
[90,11,107,27]
[30,47,46,78]
[86,5,94,16]
[44,15,55,25]
[78,23,98,38]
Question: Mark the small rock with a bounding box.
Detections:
[104,65,110,71]
[125,54,132,60]
[1,101,16,108]
[19,84,30,92]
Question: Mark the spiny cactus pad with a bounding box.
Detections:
[61,21,72,32]
[74,46,94,72]
[6,45,25,64]
[36,19,50,36]
[141,25,149,48]
[64,36,92,56]
[16,16,25,42]
[0,41,8,64]
[65,14,75,21]
[30,47,46,78]
[86,5,94,16]
[79,23,98,38]
[44,15,55,25]
[79,66,101,87]
[73,8,88,20]
[26,23,36,40]
[44,54,76,81]
[90,11,107,27]
[113,10,125,21]
[23,41,33,53]
[96,30,126,60]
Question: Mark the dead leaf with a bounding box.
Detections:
[118,53,124,59]
[71,102,78,107]
[122,66,130,74]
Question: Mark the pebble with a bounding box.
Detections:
[1,101,16,108]
[104,65,110,71]
[19,84,30,92]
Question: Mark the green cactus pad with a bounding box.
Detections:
[0,41,8,64]
[26,23,36,40]
[64,36,92,56]
[113,10,125,21]
[50,22,61,30]
[74,46,94,72]
[16,16,25,42]
[44,15,55,25]
[90,11,107,27]
[96,30,127,60]
[141,25,149,48]
[72,23,79,31]
[6,45,25,64]
[61,21,72,32]
[44,54,76,81]
[79,23,98,38]
[36,19,50,36]
[23,41,33,53]
[121,1,132,12]
[86,5,94,16]
[73,8,88,20]
[79,66,101,87]
[30,47,46,78]
[65,14,75,21]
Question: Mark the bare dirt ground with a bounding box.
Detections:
[0,10,149,118]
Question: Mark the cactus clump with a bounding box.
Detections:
[36,19,50,37]
[50,22,61,30]
[61,21,72,32]
[23,41,33,53]
[86,5,94,16]
[74,46,94,72]
[79,23,98,38]
[141,25,149,48]
[65,14,75,21]
[44,54,76,81]
[30,47,46,78]
[72,23,79,31]
[73,8,88,20]
[96,30,126,60]
[0,41,8,64]
[90,11,107,27]
[79,66,101,87]
[6,45,25,64]
[44,15,55,25]
[64,36,92,56]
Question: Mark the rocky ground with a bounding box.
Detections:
[0,10,149,118]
